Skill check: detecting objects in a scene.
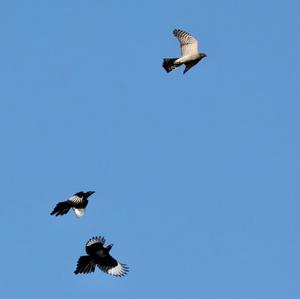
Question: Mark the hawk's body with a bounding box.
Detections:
[163,29,206,74]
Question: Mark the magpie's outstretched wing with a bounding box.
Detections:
[85,236,106,253]
[74,256,96,274]
[50,193,85,216]
[50,201,72,216]
[97,254,129,277]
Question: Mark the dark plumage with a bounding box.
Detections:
[50,191,95,217]
[74,236,129,277]
[162,58,178,73]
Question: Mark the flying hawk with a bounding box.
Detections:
[163,29,206,74]
[50,191,95,217]
[74,236,129,277]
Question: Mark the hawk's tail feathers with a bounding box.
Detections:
[162,58,180,73]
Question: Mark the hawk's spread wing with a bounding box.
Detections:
[173,29,199,56]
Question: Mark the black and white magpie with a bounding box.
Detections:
[74,236,129,277]
[50,191,95,217]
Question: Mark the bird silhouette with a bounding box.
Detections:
[74,236,129,277]
[50,191,95,217]
[163,29,206,74]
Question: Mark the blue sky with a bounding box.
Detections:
[1,0,300,298]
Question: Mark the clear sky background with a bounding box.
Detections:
[1,1,300,298]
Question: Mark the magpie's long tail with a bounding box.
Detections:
[162,58,180,73]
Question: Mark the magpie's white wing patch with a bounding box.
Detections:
[86,236,106,247]
[98,262,129,277]
[107,262,129,277]
[68,195,84,205]
[73,208,85,218]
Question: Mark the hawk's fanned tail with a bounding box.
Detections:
[162,58,181,73]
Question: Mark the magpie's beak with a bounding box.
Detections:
[87,191,95,197]
[107,244,114,252]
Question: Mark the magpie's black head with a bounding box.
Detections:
[106,244,113,252]
[74,191,84,197]
[86,191,95,198]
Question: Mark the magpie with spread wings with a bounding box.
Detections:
[74,236,129,277]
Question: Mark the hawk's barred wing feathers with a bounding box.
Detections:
[173,29,199,56]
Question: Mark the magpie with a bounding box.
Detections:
[50,191,95,217]
[74,236,129,277]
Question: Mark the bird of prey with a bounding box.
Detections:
[74,236,129,277]
[163,29,206,74]
[50,191,95,217]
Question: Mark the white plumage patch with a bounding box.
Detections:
[107,263,128,277]
[173,29,199,56]
[73,208,85,218]
[68,195,83,204]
